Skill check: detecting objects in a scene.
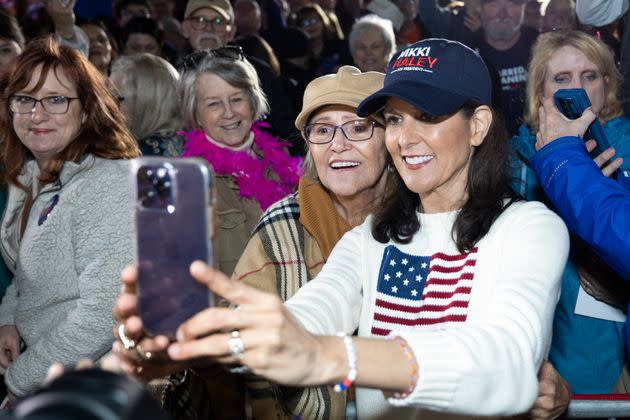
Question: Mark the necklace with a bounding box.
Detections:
[181,121,303,210]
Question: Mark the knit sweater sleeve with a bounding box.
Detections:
[5,160,134,396]
[285,226,365,335]
[388,202,568,415]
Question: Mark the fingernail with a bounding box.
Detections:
[112,341,120,353]
[176,329,185,341]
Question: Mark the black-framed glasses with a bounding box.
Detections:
[181,46,244,72]
[9,95,79,115]
[304,120,378,144]
[186,15,230,31]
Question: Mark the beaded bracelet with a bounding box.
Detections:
[390,336,419,399]
[333,333,357,392]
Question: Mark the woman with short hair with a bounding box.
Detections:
[348,14,396,73]
[178,47,302,275]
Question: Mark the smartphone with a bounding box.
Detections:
[553,88,611,156]
[130,157,215,338]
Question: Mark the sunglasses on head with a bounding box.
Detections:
[180,45,244,72]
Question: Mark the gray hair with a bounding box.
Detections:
[110,54,181,139]
[178,53,269,130]
[348,14,396,59]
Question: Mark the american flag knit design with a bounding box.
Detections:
[371,244,478,336]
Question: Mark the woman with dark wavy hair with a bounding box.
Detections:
[0,36,139,400]
[115,39,569,419]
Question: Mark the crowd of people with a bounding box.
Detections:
[0,0,628,419]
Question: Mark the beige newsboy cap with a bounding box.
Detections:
[295,66,385,131]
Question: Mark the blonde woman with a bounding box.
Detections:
[512,29,630,398]
[109,53,185,156]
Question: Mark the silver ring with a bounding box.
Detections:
[118,324,136,350]
[228,330,245,360]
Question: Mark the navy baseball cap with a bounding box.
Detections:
[357,38,492,117]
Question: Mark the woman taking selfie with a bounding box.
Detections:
[0,36,138,399]
[116,39,568,418]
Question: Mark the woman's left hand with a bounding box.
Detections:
[167,261,338,386]
[535,96,597,151]
[587,140,624,177]
[530,361,571,420]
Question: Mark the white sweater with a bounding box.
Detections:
[285,200,569,419]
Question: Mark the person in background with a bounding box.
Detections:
[393,0,425,45]
[277,27,314,137]
[178,47,302,276]
[315,0,345,41]
[523,0,542,30]
[540,0,575,32]
[0,36,139,400]
[121,17,162,57]
[110,53,184,157]
[114,38,568,420]
[182,0,297,143]
[80,20,118,76]
[115,0,152,28]
[348,14,396,73]
[234,0,262,37]
[419,0,539,136]
[511,30,630,411]
[294,3,348,75]
[234,34,281,76]
[44,0,90,57]
[0,9,23,77]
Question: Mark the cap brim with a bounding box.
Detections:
[209,6,232,21]
[357,80,470,117]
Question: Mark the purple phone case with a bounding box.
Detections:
[130,157,214,338]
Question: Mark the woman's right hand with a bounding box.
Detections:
[535,96,597,151]
[167,262,339,387]
[112,266,185,380]
[0,325,21,373]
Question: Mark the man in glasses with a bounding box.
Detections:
[182,0,298,150]
[183,0,236,51]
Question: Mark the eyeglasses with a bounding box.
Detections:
[300,17,320,27]
[181,45,244,72]
[9,95,79,114]
[304,120,378,144]
[186,15,230,31]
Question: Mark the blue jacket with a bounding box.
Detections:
[511,118,630,392]
[531,136,630,280]
[531,133,630,367]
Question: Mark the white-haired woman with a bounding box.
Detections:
[349,14,396,73]
[178,46,302,275]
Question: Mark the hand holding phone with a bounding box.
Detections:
[553,88,611,156]
[130,157,216,339]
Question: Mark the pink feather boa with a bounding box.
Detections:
[181,121,303,210]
